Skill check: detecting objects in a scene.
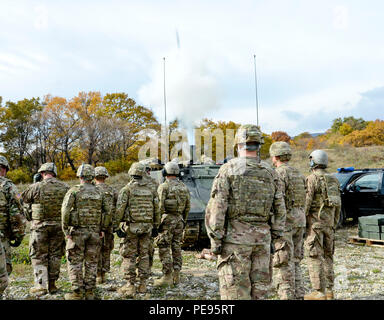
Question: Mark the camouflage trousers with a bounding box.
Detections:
[156,214,184,275]
[29,221,65,289]
[273,227,305,300]
[65,227,102,292]
[120,229,152,283]
[97,230,114,274]
[304,226,335,292]
[0,235,12,275]
[218,240,271,300]
[0,240,8,295]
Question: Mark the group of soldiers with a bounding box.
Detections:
[205,124,341,300]
[0,156,190,300]
[0,122,341,301]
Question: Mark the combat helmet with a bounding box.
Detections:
[38,162,58,176]
[234,124,264,150]
[0,156,10,171]
[128,162,145,178]
[76,164,95,180]
[95,166,109,178]
[309,150,328,168]
[269,141,292,161]
[163,162,180,176]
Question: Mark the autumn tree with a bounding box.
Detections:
[271,131,291,142]
[342,120,384,147]
[0,97,42,167]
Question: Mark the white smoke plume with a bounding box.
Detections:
[137,48,221,131]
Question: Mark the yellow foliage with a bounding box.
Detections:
[58,167,77,181]
[342,120,384,147]
[104,158,133,176]
[7,168,32,184]
[339,123,353,136]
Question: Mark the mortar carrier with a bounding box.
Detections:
[150,158,222,248]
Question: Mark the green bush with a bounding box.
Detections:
[104,158,133,176]
[7,167,32,184]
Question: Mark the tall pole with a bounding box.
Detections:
[163,57,168,163]
[253,54,259,127]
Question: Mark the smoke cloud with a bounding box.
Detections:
[137,48,221,130]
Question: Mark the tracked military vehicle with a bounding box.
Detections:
[150,159,221,248]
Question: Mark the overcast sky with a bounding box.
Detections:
[1,0,383,136]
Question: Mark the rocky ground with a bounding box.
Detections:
[3,222,384,300]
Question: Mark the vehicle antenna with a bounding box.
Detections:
[253,54,259,127]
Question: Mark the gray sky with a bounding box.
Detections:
[1,0,383,136]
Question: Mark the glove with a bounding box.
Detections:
[116,228,126,238]
[9,237,23,247]
[151,227,158,238]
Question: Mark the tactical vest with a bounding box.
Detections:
[31,179,68,221]
[227,163,275,223]
[0,180,9,230]
[285,166,306,210]
[73,185,103,227]
[163,180,188,215]
[126,182,154,223]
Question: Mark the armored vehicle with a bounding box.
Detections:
[150,161,221,247]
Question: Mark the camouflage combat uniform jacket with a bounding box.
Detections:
[115,178,160,283]
[95,182,118,275]
[21,177,69,290]
[304,168,341,292]
[156,178,190,275]
[61,182,112,293]
[273,163,306,300]
[0,176,26,276]
[205,156,286,300]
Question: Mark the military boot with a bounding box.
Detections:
[29,285,48,297]
[154,273,173,287]
[48,280,58,294]
[325,289,334,300]
[304,290,326,300]
[138,281,147,294]
[85,289,96,300]
[118,283,136,298]
[173,270,180,285]
[64,290,84,300]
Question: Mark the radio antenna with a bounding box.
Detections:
[253,54,259,127]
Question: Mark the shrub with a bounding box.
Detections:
[7,167,32,184]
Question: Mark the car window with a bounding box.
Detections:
[353,173,380,191]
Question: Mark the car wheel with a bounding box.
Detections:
[336,208,346,228]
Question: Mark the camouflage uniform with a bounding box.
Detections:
[139,159,160,270]
[272,163,306,299]
[115,162,160,295]
[205,125,286,300]
[21,163,69,295]
[304,150,341,300]
[155,162,190,286]
[0,181,26,276]
[269,142,306,300]
[62,164,111,300]
[0,156,26,299]
[94,167,118,281]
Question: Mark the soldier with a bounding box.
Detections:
[21,162,69,296]
[139,159,160,270]
[115,162,160,297]
[304,150,341,300]
[205,124,286,300]
[154,161,191,287]
[0,155,26,300]
[61,164,111,300]
[94,166,118,285]
[269,142,306,300]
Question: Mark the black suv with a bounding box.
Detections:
[333,167,384,226]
